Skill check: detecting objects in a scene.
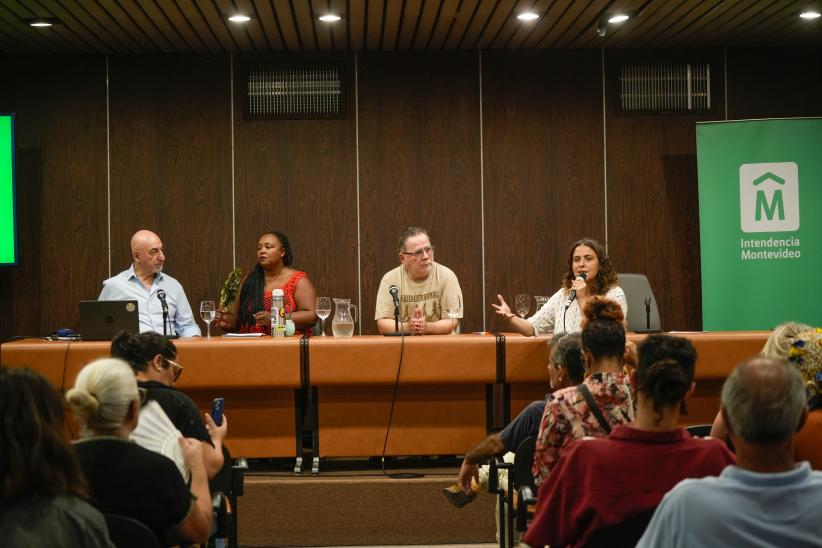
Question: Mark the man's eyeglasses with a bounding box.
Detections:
[138,387,148,404]
[401,245,434,259]
[165,358,184,382]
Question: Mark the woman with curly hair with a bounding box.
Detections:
[494,238,626,336]
[215,230,318,335]
[0,367,113,547]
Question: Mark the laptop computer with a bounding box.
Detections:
[79,300,140,341]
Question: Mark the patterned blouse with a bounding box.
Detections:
[532,371,635,484]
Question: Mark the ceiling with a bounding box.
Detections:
[0,0,820,55]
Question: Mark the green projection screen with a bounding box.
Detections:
[0,114,16,265]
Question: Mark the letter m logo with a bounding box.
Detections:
[753,172,785,221]
[739,162,800,233]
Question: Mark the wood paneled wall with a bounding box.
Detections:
[1,47,820,341]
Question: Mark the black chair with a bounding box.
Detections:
[103,513,161,548]
[618,273,661,332]
[488,434,538,547]
[685,424,712,437]
[227,456,248,548]
[584,507,657,547]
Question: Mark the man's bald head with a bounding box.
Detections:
[722,357,806,444]
[130,230,165,277]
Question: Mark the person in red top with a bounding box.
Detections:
[524,334,736,548]
[216,231,318,335]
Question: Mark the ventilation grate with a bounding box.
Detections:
[619,63,711,113]
[247,65,343,119]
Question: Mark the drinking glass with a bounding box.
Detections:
[316,297,332,336]
[445,295,462,335]
[200,300,215,338]
[514,294,531,318]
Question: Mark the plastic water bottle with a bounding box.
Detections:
[271,289,285,337]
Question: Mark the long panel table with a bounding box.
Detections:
[2,331,768,467]
[307,335,498,470]
[0,337,303,460]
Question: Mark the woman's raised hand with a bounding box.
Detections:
[492,294,515,320]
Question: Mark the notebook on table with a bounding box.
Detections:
[79,300,139,341]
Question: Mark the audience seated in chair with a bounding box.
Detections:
[66,358,213,546]
[524,334,735,548]
[709,322,822,469]
[638,356,822,547]
[0,367,114,547]
[444,332,585,508]
[110,330,230,490]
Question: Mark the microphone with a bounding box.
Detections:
[157,290,169,337]
[389,285,400,308]
[564,272,588,308]
[156,290,169,312]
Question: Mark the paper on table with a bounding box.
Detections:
[222,332,265,338]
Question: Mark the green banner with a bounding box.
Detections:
[696,118,821,331]
[0,114,15,265]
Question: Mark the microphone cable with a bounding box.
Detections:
[379,279,423,479]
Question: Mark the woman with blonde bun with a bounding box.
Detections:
[67,358,212,546]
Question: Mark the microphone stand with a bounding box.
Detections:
[644,297,652,331]
[384,302,411,337]
[162,308,169,337]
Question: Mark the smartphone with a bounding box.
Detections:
[211,397,225,427]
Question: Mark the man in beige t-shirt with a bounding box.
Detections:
[375,227,463,335]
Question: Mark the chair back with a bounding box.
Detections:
[104,513,161,548]
[512,434,537,493]
[617,273,661,332]
[584,507,656,547]
[685,424,712,437]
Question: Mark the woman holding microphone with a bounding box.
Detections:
[493,238,626,336]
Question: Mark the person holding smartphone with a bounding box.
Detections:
[110,330,229,488]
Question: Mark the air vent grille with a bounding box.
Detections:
[619,63,711,113]
[247,65,343,119]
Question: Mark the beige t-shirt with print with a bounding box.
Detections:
[374,262,463,322]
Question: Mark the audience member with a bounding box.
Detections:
[215,230,318,335]
[99,229,200,337]
[789,327,822,469]
[493,238,626,336]
[532,297,634,484]
[709,321,814,454]
[637,357,822,547]
[66,358,212,546]
[524,334,735,547]
[111,330,230,485]
[375,226,463,335]
[444,332,585,507]
[0,367,113,547]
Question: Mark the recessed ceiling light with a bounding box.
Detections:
[23,17,60,28]
[228,14,251,23]
[799,10,821,19]
[517,12,540,22]
[608,14,630,24]
[319,14,342,22]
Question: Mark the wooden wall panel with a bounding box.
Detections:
[0,56,107,340]
[232,53,358,333]
[604,49,726,331]
[483,50,605,332]
[357,52,483,333]
[108,55,233,333]
[727,47,822,119]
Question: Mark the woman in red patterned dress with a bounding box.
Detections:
[215,231,318,335]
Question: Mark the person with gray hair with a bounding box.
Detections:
[637,357,822,548]
[67,358,213,546]
[375,226,463,335]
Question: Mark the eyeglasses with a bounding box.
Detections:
[138,387,148,404]
[401,245,434,259]
[165,358,184,382]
